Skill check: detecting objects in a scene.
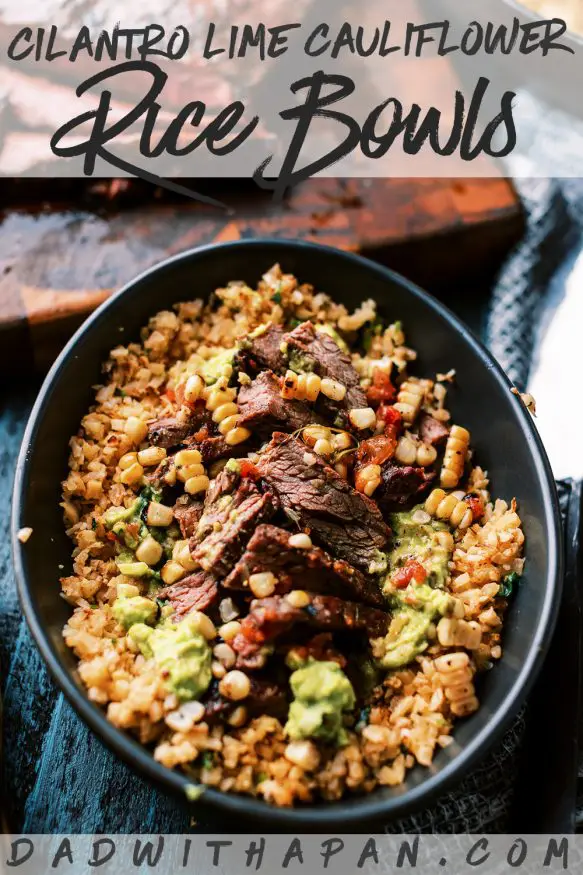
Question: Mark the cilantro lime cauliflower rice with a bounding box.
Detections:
[61,265,525,806]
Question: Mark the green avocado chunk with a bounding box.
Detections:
[374,507,455,670]
[128,615,212,702]
[285,659,355,747]
[201,346,236,385]
[112,593,158,629]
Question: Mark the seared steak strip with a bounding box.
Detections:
[235,323,286,375]
[283,321,367,410]
[173,496,204,539]
[237,370,323,438]
[191,466,278,576]
[376,462,434,512]
[163,570,218,620]
[418,413,450,447]
[257,434,390,573]
[204,676,288,722]
[224,524,384,607]
[148,406,211,449]
[232,594,390,661]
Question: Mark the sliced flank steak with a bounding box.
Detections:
[191,466,278,576]
[257,434,390,573]
[173,496,204,539]
[235,322,287,376]
[418,413,450,447]
[224,524,384,607]
[232,594,390,662]
[163,570,218,620]
[376,462,434,512]
[283,320,367,410]
[204,675,288,722]
[148,406,211,449]
[237,370,324,438]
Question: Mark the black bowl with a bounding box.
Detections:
[12,239,562,826]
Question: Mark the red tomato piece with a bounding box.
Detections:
[392,559,428,589]
[367,368,397,406]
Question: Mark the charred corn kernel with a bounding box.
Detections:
[117,561,150,577]
[177,463,205,483]
[175,449,202,467]
[349,407,376,430]
[320,377,347,402]
[189,611,216,640]
[303,426,331,447]
[425,488,473,530]
[286,590,311,608]
[305,373,322,402]
[249,571,277,598]
[435,651,470,673]
[212,402,238,424]
[137,446,167,467]
[213,642,236,668]
[125,416,148,444]
[227,705,248,727]
[450,696,479,717]
[425,488,446,515]
[146,501,174,527]
[135,536,163,567]
[212,661,227,679]
[163,466,177,486]
[281,370,299,400]
[161,560,186,585]
[332,431,353,451]
[284,740,320,771]
[445,681,475,703]
[417,443,437,466]
[219,620,242,641]
[185,474,210,495]
[434,530,455,552]
[173,540,197,571]
[165,701,205,732]
[119,452,138,470]
[120,462,144,486]
[313,438,333,456]
[225,427,251,446]
[218,414,240,436]
[288,533,312,550]
[219,670,251,701]
[184,374,204,403]
[355,463,382,497]
[440,425,470,489]
[395,436,417,465]
[206,387,237,411]
[394,380,424,423]
[334,461,349,479]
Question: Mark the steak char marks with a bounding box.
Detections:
[191,466,278,577]
[235,323,286,375]
[376,463,434,512]
[163,570,218,620]
[284,321,367,411]
[224,524,384,607]
[257,434,390,573]
[237,370,323,438]
[232,594,390,664]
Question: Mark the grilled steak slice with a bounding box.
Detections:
[163,571,218,620]
[418,413,450,447]
[191,467,277,575]
[173,496,204,539]
[196,435,249,466]
[257,434,390,573]
[232,594,390,660]
[237,371,322,438]
[224,524,384,607]
[284,321,367,410]
[148,406,211,449]
[235,323,286,375]
[376,463,434,512]
[204,676,288,722]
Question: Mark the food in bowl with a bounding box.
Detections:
[60,265,524,806]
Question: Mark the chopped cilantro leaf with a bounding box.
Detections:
[499,572,520,599]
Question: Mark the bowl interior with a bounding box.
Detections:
[13,240,561,825]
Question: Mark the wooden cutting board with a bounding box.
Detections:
[0,177,523,373]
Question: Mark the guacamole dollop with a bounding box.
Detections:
[374,507,455,669]
[285,660,355,747]
[201,347,236,385]
[129,615,212,702]
[113,593,158,629]
[387,508,450,592]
